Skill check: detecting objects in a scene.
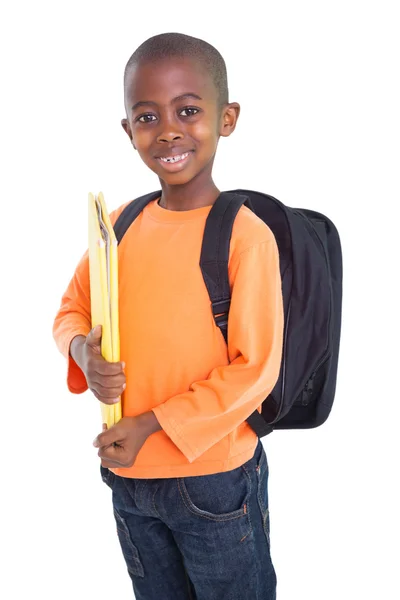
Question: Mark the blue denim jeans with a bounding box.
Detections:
[100,439,276,599]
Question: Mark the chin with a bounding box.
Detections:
[158,170,197,186]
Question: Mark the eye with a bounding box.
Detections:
[179,107,200,117]
[136,114,157,123]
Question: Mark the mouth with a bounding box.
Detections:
[156,151,193,171]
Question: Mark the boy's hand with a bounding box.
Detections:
[73,325,126,405]
[93,412,162,469]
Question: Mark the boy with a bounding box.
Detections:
[53,33,284,600]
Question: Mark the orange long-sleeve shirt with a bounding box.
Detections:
[53,197,284,478]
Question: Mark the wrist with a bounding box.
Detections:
[136,411,162,440]
[69,335,86,368]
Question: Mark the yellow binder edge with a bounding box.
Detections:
[99,193,122,424]
[109,238,122,422]
[88,192,122,428]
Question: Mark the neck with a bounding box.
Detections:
[158,169,220,211]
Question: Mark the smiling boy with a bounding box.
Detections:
[53,33,284,599]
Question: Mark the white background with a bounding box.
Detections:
[1,1,399,599]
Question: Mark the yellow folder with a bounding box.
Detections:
[88,192,122,429]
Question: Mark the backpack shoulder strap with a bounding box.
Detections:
[113,190,161,244]
[199,192,250,343]
[200,191,274,438]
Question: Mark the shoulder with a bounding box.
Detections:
[228,206,280,284]
[230,205,276,257]
[109,192,161,227]
[109,199,136,227]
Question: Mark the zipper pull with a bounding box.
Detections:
[301,374,315,406]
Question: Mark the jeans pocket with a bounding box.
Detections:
[100,465,115,489]
[178,463,251,521]
[113,508,144,578]
[255,445,271,548]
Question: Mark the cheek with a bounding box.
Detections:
[132,128,153,151]
[133,134,156,165]
[192,122,219,153]
[195,114,219,137]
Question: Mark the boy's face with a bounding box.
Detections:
[121,57,239,186]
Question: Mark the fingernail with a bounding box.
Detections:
[123,383,126,390]
[122,362,126,369]
[113,398,119,403]
[93,439,99,447]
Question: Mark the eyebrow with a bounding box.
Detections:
[131,93,203,112]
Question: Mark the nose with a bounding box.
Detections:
[158,133,183,143]
[157,131,183,143]
[156,112,184,143]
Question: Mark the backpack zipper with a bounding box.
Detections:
[289,211,333,409]
[276,300,291,418]
[298,352,330,406]
[300,373,316,406]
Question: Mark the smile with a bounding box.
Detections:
[156,151,193,172]
[158,152,190,164]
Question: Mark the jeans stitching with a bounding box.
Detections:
[152,484,162,519]
[241,463,253,538]
[114,508,145,578]
[177,476,249,522]
[134,479,141,509]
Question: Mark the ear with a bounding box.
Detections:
[219,102,240,138]
[121,118,136,149]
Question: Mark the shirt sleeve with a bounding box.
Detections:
[152,237,284,463]
[52,249,92,393]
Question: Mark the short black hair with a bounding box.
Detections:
[123,32,229,108]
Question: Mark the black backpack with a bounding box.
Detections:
[113,189,343,438]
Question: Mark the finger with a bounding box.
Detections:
[92,394,122,406]
[99,444,123,461]
[90,387,124,405]
[92,359,126,376]
[93,425,124,448]
[90,372,126,390]
[98,444,127,466]
[100,457,122,469]
[102,423,107,432]
[100,458,124,469]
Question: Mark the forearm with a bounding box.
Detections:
[153,355,280,462]
[140,411,163,437]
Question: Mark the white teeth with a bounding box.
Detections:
[160,152,189,163]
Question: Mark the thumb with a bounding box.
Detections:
[93,424,120,448]
[87,324,102,347]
